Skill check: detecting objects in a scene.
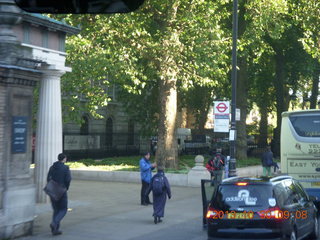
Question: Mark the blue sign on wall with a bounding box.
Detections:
[12,116,28,153]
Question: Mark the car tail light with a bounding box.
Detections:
[206,206,219,219]
[257,207,283,219]
[236,182,248,186]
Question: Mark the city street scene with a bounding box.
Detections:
[0,0,320,240]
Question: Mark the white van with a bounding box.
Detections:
[176,128,192,154]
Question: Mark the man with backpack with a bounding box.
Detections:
[146,166,171,224]
[261,146,274,176]
[206,148,225,183]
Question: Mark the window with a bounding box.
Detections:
[289,114,320,137]
[127,119,134,145]
[273,183,288,207]
[105,117,113,146]
[80,116,89,135]
[23,25,30,44]
[283,180,299,205]
[213,184,273,211]
[106,84,117,101]
[42,30,48,48]
[59,34,65,52]
[293,181,309,202]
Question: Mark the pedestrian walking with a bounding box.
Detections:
[146,166,171,224]
[206,148,225,183]
[47,153,71,235]
[261,146,274,176]
[139,152,156,206]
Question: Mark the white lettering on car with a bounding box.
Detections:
[225,190,257,205]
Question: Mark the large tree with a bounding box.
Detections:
[244,0,319,156]
[53,0,320,166]
[55,0,231,168]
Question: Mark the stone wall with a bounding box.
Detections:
[0,63,39,239]
[0,1,77,238]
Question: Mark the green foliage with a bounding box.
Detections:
[292,0,320,60]
[65,155,261,173]
[236,157,262,168]
[50,1,232,132]
[47,0,320,155]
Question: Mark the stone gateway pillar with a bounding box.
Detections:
[0,0,40,238]
[0,0,79,238]
[35,67,65,203]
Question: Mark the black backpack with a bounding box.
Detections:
[214,154,223,170]
[153,175,165,195]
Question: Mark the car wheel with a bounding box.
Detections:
[310,216,319,239]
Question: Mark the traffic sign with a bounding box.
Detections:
[214,101,230,114]
[213,101,230,132]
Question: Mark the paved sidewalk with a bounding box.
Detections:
[17,166,265,240]
[18,180,203,240]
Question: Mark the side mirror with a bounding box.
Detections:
[15,0,145,13]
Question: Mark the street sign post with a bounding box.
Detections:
[213,101,230,133]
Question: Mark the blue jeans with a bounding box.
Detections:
[50,192,68,229]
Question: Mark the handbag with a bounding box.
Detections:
[43,179,67,201]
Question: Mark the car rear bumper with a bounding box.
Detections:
[207,220,286,239]
[210,227,282,239]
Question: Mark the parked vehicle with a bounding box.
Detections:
[281,109,320,200]
[206,175,319,240]
[150,128,192,155]
[176,128,192,154]
[184,134,212,154]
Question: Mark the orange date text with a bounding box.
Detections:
[258,210,307,219]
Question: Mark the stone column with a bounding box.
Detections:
[35,67,65,203]
[187,155,210,187]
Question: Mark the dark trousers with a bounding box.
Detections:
[141,180,151,204]
[211,170,223,183]
[50,193,68,229]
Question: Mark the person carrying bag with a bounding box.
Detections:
[44,179,66,201]
[45,153,71,236]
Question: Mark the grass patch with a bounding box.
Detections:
[66,156,140,171]
[66,155,262,173]
[236,157,261,168]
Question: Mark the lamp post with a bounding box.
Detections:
[229,0,238,177]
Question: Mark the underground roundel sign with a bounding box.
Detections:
[214,101,230,133]
[214,101,230,114]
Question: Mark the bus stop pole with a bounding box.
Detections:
[229,0,238,177]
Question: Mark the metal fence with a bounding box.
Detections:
[63,133,147,160]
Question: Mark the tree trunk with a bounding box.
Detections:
[198,94,212,133]
[157,67,178,169]
[310,60,320,109]
[155,1,180,169]
[258,104,268,148]
[236,56,248,160]
[273,51,290,157]
[234,0,248,161]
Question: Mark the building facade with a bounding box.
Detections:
[0,1,78,237]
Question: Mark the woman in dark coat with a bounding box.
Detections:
[146,166,171,224]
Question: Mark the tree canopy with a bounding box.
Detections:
[50,0,320,166]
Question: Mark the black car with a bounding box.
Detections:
[206,176,319,240]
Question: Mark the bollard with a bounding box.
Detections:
[225,156,230,179]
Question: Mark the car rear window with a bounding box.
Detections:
[212,184,273,211]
